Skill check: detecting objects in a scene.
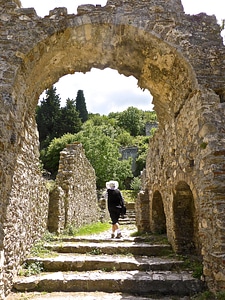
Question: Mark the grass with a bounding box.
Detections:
[130,230,170,245]
[180,255,203,279]
[191,291,225,299]
[27,232,57,259]
[19,222,111,276]
[62,221,111,237]
[121,190,137,203]
[28,222,111,257]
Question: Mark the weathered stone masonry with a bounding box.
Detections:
[0,0,225,297]
[48,143,99,234]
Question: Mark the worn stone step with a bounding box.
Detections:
[119,220,136,225]
[51,236,161,243]
[49,232,168,245]
[122,213,135,216]
[45,241,172,256]
[13,270,204,296]
[51,236,136,243]
[6,291,193,300]
[120,216,135,220]
[120,216,136,220]
[26,254,184,272]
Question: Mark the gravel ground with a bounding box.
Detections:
[85,224,137,239]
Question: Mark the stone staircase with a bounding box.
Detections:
[7,204,205,300]
[119,202,136,225]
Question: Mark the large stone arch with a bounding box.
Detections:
[1,0,225,296]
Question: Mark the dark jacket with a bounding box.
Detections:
[107,189,125,210]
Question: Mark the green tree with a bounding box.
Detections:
[36,86,61,148]
[41,133,77,178]
[117,106,144,136]
[88,114,117,127]
[75,122,132,188]
[116,130,134,147]
[143,110,157,123]
[59,98,82,135]
[76,90,88,123]
[42,123,133,188]
[133,135,152,175]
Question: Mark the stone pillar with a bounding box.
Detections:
[135,189,150,233]
[48,186,65,234]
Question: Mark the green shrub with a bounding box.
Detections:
[130,177,141,192]
[121,190,137,202]
[19,261,44,277]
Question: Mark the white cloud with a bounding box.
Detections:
[49,69,152,115]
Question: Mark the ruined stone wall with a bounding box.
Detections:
[144,89,225,290]
[50,143,100,231]
[2,118,49,297]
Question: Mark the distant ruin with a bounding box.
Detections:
[0,0,225,297]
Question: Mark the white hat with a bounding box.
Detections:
[106,180,119,190]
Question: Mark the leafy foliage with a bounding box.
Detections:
[36,86,61,148]
[73,121,133,188]
[117,106,144,136]
[58,98,82,135]
[130,177,141,192]
[37,88,157,187]
[19,261,44,277]
[121,190,138,202]
[36,86,82,149]
[41,133,77,178]
[116,130,134,147]
[132,135,150,175]
[41,121,133,188]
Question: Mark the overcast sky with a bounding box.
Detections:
[21,0,224,115]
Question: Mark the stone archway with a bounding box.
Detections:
[150,191,166,234]
[172,181,198,254]
[1,0,225,296]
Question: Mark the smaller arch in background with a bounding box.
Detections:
[135,188,151,233]
[150,190,166,234]
[172,181,199,255]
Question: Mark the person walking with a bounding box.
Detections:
[105,180,125,238]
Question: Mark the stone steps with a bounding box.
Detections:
[44,241,172,256]
[6,292,194,300]
[25,253,184,272]
[13,270,203,296]
[119,204,136,225]
[11,227,205,298]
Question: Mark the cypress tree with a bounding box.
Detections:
[36,86,61,148]
[75,90,88,123]
[59,98,82,135]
